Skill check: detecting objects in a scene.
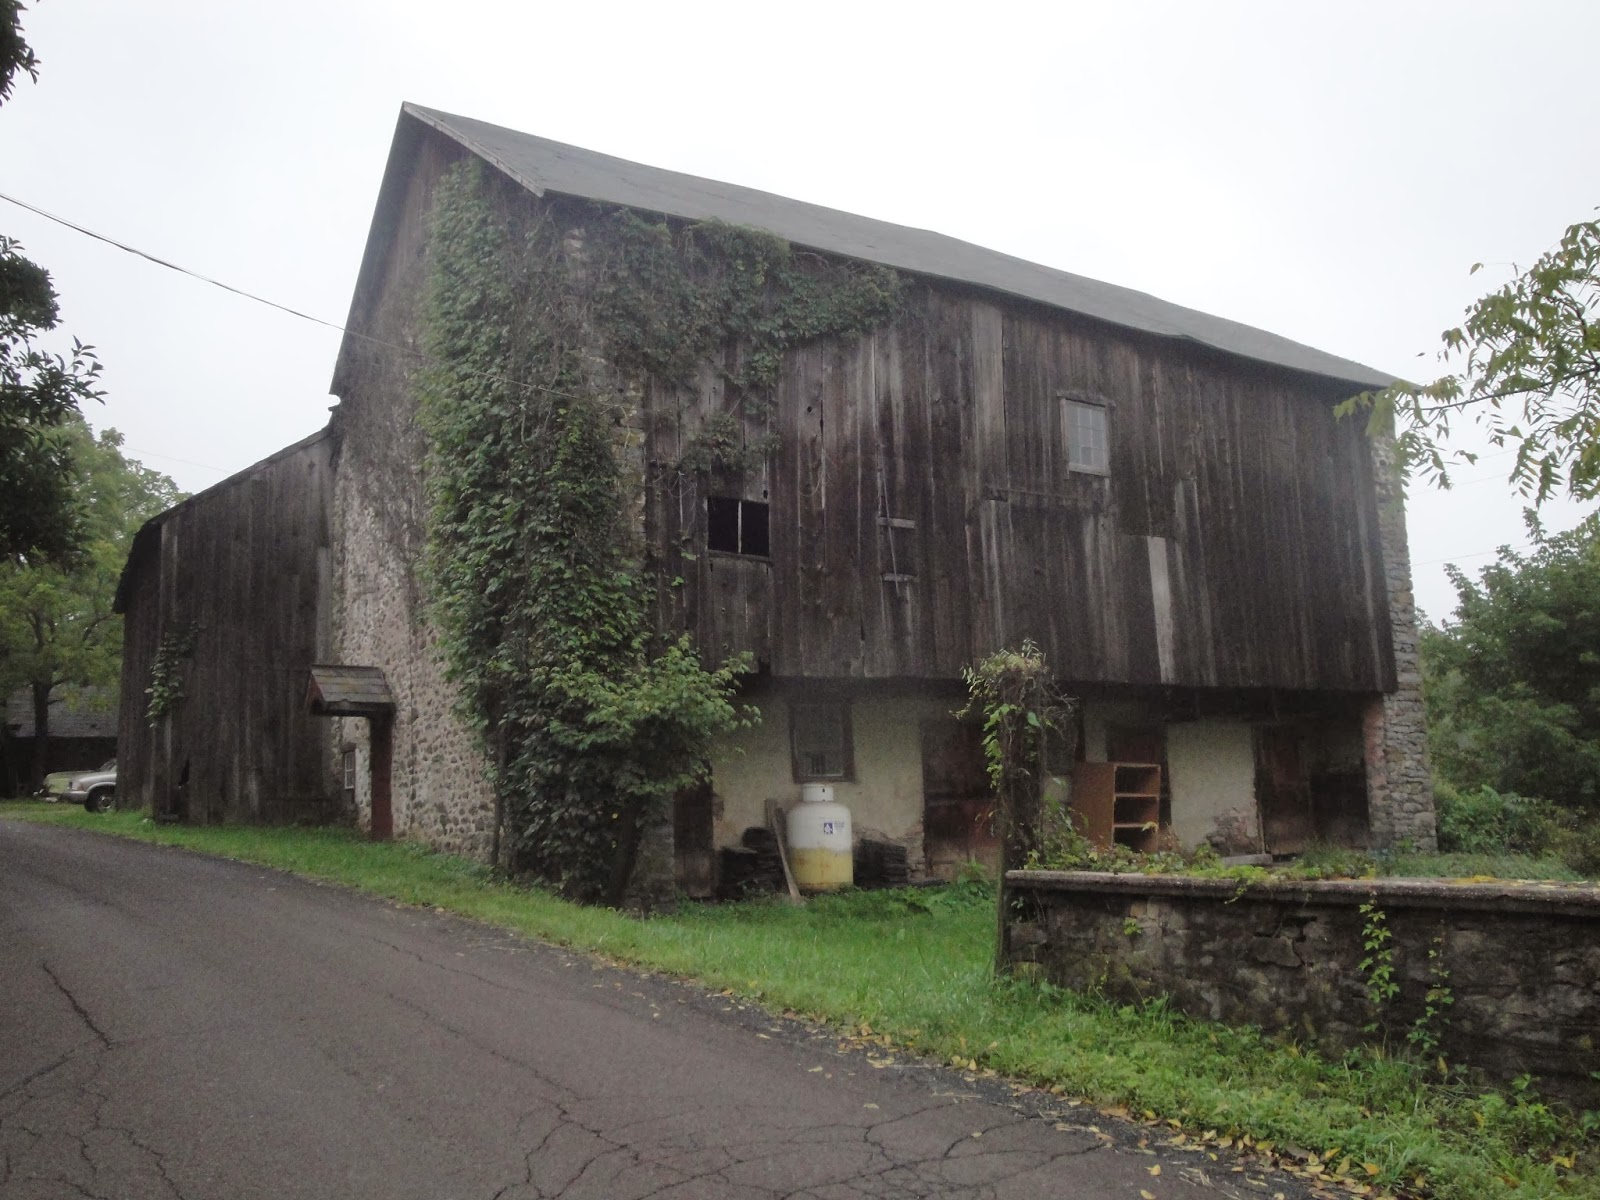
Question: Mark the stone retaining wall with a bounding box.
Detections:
[1004,870,1600,1106]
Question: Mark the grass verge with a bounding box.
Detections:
[4,801,1595,1200]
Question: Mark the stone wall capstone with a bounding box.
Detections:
[1006,870,1600,1107]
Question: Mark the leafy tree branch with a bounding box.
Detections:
[1340,214,1599,503]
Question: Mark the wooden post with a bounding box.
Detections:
[369,714,393,841]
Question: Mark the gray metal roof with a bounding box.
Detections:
[5,687,117,739]
[405,103,1392,389]
[305,666,396,716]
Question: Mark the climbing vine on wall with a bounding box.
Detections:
[590,207,905,474]
[145,621,198,725]
[959,640,1079,870]
[417,162,902,902]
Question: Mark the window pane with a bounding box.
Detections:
[792,703,849,780]
[740,500,770,557]
[1067,401,1108,472]
[707,497,740,553]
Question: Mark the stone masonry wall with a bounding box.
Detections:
[1006,871,1600,1106]
[1365,429,1436,851]
[331,467,496,860]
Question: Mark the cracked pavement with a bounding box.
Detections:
[1,822,1297,1199]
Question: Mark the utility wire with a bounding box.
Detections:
[0,190,573,400]
[1,190,349,334]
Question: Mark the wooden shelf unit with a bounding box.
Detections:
[1069,761,1164,853]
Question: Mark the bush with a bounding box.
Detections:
[1434,783,1561,856]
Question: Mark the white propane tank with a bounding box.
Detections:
[787,783,853,892]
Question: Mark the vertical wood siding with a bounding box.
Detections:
[647,287,1393,692]
[116,432,338,822]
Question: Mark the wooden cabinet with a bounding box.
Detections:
[1069,762,1163,853]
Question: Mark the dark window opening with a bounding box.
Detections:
[707,497,770,557]
[878,516,916,581]
[791,701,853,781]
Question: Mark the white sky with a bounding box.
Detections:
[3,0,1596,624]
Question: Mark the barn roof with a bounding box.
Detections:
[4,687,117,739]
[397,103,1391,389]
[305,666,395,717]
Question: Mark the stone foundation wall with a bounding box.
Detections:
[331,469,496,861]
[1005,870,1600,1106]
[1366,430,1436,851]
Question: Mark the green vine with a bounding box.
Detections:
[1406,930,1454,1057]
[416,162,902,902]
[145,621,198,724]
[1357,900,1399,1031]
[591,209,904,474]
[958,640,1078,871]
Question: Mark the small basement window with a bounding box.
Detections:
[1065,399,1109,474]
[707,497,770,557]
[791,701,853,781]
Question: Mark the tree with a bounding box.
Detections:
[1421,512,1600,809]
[1342,213,1600,503]
[0,2,106,562]
[0,1,37,102]
[0,418,180,789]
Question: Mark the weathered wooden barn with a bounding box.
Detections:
[116,104,1434,886]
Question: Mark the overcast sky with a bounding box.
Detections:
[3,0,1596,623]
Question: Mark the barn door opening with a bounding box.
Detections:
[921,719,997,879]
[305,666,396,842]
[673,777,715,898]
[1256,726,1313,855]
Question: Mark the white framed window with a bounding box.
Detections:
[1066,399,1109,474]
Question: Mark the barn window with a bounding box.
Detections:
[791,701,853,781]
[878,516,916,581]
[1066,399,1109,474]
[707,497,770,557]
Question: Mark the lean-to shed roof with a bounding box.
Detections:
[395,103,1391,389]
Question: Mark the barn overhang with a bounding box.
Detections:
[305,665,396,718]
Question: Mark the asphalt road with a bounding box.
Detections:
[1,822,1280,1200]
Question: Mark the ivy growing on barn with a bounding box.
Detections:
[416,161,904,903]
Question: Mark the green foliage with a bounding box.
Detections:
[0,236,106,562]
[1357,901,1399,1030]
[590,208,903,474]
[0,419,179,784]
[424,161,906,901]
[1423,514,1600,812]
[1341,212,1600,503]
[958,640,1078,867]
[145,620,199,724]
[0,1,37,106]
[1408,932,1455,1057]
[0,11,104,562]
[1025,825,1225,877]
[1435,782,1563,856]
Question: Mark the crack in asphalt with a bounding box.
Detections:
[41,962,112,1049]
[1,960,195,1200]
[3,822,1315,1200]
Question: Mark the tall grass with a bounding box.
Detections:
[4,802,1595,1199]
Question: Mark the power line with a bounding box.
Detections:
[1,190,350,334]
[123,447,230,475]
[1413,541,1534,569]
[0,190,574,401]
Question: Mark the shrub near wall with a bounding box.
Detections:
[1005,870,1600,1107]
